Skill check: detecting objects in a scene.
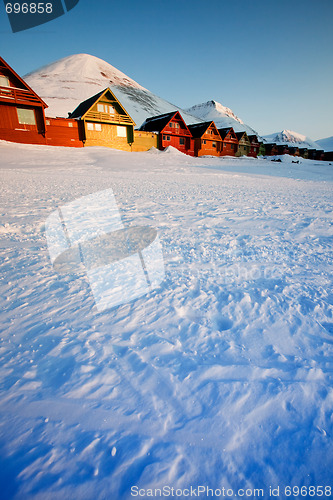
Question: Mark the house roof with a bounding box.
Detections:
[188,121,220,139]
[139,111,182,132]
[0,56,48,108]
[235,131,249,141]
[218,127,236,140]
[69,87,135,124]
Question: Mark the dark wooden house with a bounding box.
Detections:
[264,143,279,156]
[69,88,135,151]
[0,56,47,145]
[248,134,260,158]
[188,121,221,157]
[139,111,194,156]
[235,131,251,156]
[299,148,308,159]
[276,144,289,155]
[218,127,238,157]
[288,146,300,157]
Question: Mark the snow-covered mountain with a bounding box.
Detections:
[315,136,333,152]
[263,129,320,150]
[185,100,259,136]
[24,54,202,127]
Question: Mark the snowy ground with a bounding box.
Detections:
[0,141,332,500]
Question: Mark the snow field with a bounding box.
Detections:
[0,141,332,499]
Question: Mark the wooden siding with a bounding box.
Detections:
[45,117,83,147]
[235,133,251,157]
[83,121,133,151]
[0,103,46,145]
[132,130,158,151]
[160,114,194,156]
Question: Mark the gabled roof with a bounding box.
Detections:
[188,121,221,139]
[69,87,135,125]
[248,134,260,143]
[218,127,236,140]
[139,111,186,133]
[0,56,47,108]
[236,131,250,142]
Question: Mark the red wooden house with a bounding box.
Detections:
[139,111,194,156]
[0,56,47,145]
[248,134,260,158]
[188,121,221,157]
[218,127,238,157]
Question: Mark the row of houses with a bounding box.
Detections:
[0,56,331,161]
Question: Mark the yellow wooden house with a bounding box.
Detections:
[69,88,135,151]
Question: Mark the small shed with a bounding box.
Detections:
[0,56,47,145]
[69,88,135,150]
[139,111,194,156]
[235,131,251,156]
[218,127,238,157]
[188,121,222,157]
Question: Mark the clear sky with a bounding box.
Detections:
[1,0,332,140]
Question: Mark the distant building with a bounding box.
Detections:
[188,121,221,157]
[140,111,194,156]
[248,135,260,158]
[218,127,238,157]
[235,131,251,156]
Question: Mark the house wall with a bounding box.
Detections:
[0,103,46,145]
[235,140,250,157]
[220,140,237,157]
[83,122,133,151]
[45,117,83,147]
[160,133,194,155]
[132,130,158,151]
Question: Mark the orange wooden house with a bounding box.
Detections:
[0,56,47,145]
[188,121,221,157]
[139,111,194,156]
[218,127,238,157]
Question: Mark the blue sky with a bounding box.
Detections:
[1,0,332,139]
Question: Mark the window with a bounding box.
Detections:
[175,123,179,129]
[179,137,185,145]
[166,135,170,141]
[117,126,127,137]
[46,120,50,126]
[17,108,36,125]
[169,122,173,128]
[68,122,73,127]
[231,144,234,150]
[87,122,94,130]
[203,139,206,145]
[97,104,105,113]
[109,105,115,114]
[0,75,9,87]
[212,142,216,148]
[95,123,102,131]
